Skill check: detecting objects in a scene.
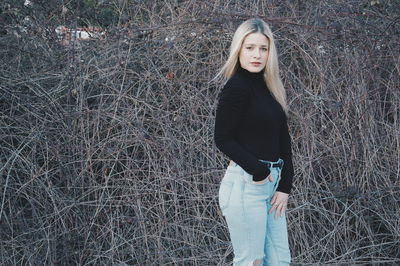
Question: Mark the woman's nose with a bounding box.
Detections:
[253,49,261,58]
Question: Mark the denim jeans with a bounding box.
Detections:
[218,158,291,265]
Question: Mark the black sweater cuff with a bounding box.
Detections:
[277,182,292,194]
[252,164,270,182]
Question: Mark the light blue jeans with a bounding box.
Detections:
[218,159,291,265]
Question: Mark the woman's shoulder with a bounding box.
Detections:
[226,71,249,86]
[220,73,250,96]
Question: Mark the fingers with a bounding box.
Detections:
[269,202,278,214]
[269,202,287,218]
[269,198,278,214]
[267,172,273,182]
[275,204,286,219]
[269,192,289,218]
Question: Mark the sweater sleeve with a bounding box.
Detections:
[214,79,270,181]
[277,115,294,194]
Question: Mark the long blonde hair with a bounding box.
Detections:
[214,18,288,114]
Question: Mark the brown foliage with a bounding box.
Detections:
[0,0,399,265]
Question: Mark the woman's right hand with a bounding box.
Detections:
[253,172,273,184]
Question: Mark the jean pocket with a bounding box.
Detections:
[218,179,234,213]
[251,176,269,186]
[250,170,273,186]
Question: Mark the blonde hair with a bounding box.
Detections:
[214,18,288,114]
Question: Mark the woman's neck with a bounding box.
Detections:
[236,64,265,80]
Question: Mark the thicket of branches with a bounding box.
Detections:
[1,0,399,265]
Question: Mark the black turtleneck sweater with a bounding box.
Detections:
[214,65,294,194]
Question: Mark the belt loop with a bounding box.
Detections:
[279,158,284,169]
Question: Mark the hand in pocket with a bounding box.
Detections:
[253,172,273,184]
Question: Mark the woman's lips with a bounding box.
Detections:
[251,62,261,66]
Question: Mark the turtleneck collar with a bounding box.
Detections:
[236,64,265,81]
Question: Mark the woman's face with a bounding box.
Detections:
[238,32,269,73]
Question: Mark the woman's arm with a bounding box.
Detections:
[277,116,294,194]
[214,78,270,181]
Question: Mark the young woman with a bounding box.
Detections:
[214,18,294,265]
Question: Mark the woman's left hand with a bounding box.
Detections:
[269,191,289,219]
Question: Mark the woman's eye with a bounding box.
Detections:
[261,48,268,51]
[246,47,253,50]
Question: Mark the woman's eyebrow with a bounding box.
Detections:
[244,43,269,47]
